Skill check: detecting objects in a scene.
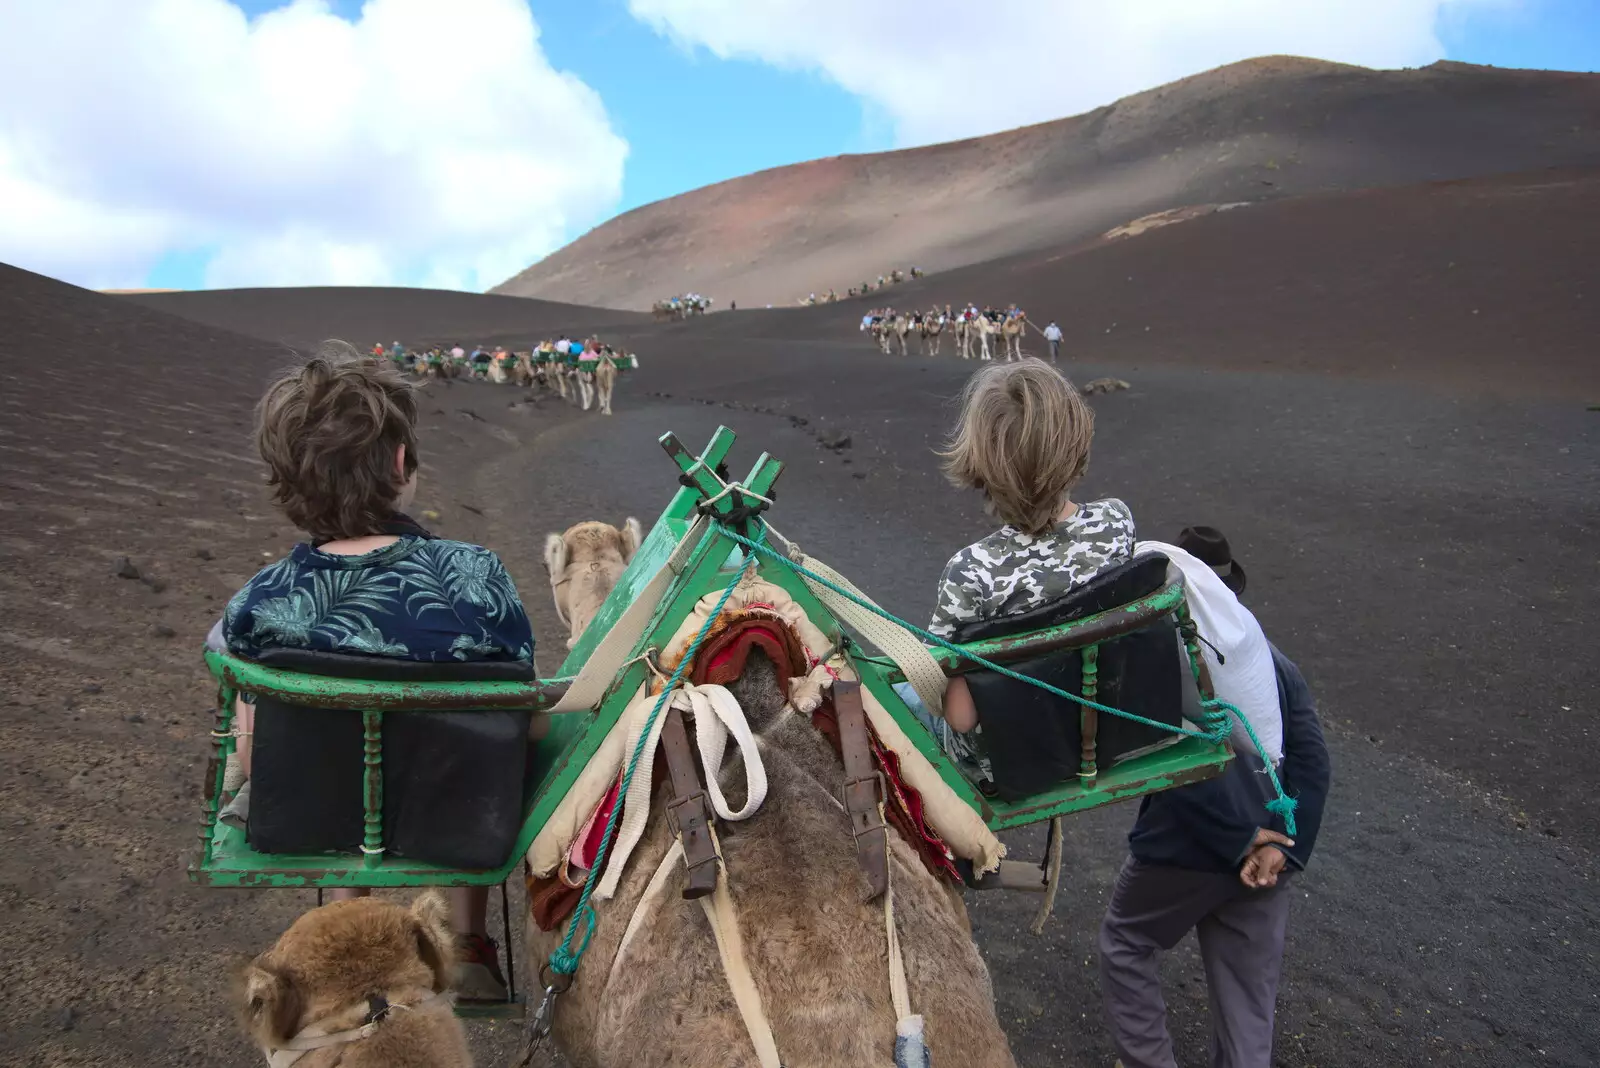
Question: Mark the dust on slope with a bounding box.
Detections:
[0,263,569,1065]
[125,284,650,351]
[659,167,1600,398]
[495,58,1600,311]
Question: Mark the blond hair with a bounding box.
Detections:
[938,359,1095,536]
[256,340,420,541]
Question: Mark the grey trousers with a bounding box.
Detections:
[1098,857,1291,1068]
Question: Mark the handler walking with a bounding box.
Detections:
[1099,534,1330,1068]
[1043,320,1062,361]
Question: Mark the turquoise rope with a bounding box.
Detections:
[717,522,1298,835]
[546,526,766,978]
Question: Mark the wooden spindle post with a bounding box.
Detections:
[1079,645,1100,786]
[198,684,239,865]
[362,709,384,868]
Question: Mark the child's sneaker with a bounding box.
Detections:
[454,933,509,1002]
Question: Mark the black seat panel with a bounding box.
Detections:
[962,621,1188,802]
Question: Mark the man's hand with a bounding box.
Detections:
[1240,829,1294,888]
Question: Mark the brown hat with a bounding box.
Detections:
[1177,525,1246,595]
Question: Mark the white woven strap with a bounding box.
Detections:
[548,515,704,715]
[594,687,680,901]
[701,864,783,1068]
[687,683,767,822]
[608,839,685,990]
[768,527,947,719]
[885,860,927,1068]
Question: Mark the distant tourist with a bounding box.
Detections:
[1043,321,1062,361]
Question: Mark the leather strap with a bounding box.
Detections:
[662,703,721,899]
[834,681,888,902]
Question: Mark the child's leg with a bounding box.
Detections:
[448,887,489,938]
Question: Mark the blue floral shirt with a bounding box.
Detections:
[223,535,534,663]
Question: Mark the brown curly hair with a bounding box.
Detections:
[255,341,420,541]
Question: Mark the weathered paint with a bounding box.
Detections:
[206,651,567,711]
[188,428,1232,890]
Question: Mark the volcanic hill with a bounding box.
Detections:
[493,56,1600,311]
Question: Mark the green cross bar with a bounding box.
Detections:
[659,428,783,521]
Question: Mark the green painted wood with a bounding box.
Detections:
[362,710,384,868]
[928,581,1187,671]
[205,651,566,711]
[189,426,1235,889]
[982,737,1233,831]
[1079,645,1100,785]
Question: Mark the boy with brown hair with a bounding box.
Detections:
[215,341,533,1000]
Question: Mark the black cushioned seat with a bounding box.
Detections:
[950,554,1197,802]
[246,650,533,868]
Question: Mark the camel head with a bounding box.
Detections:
[235,892,464,1065]
[544,518,644,647]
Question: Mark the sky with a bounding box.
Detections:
[0,0,1594,293]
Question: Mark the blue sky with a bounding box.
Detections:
[3,0,1595,292]
[230,0,1596,222]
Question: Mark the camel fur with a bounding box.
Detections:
[236,892,470,1067]
[595,356,619,415]
[524,649,1017,1068]
[544,518,644,646]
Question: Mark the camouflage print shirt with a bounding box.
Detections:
[928,498,1137,639]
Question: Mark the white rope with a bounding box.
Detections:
[698,481,775,511]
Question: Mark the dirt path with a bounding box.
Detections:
[3,322,1595,1065]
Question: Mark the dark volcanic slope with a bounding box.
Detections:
[0,263,573,1065]
[641,168,1600,397]
[125,284,647,351]
[496,58,1600,310]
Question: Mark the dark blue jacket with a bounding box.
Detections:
[1126,644,1330,873]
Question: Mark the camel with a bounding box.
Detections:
[887,314,913,356]
[595,354,619,416]
[1001,314,1026,362]
[513,352,535,388]
[974,317,999,362]
[523,581,1018,1068]
[235,891,471,1067]
[543,518,644,647]
[920,310,943,356]
[869,316,891,354]
[955,318,980,361]
[574,361,598,411]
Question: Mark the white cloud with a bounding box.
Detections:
[628,0,1502,147]
[0,0,627,289]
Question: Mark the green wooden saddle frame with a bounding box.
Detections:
[188,425,1231,891]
